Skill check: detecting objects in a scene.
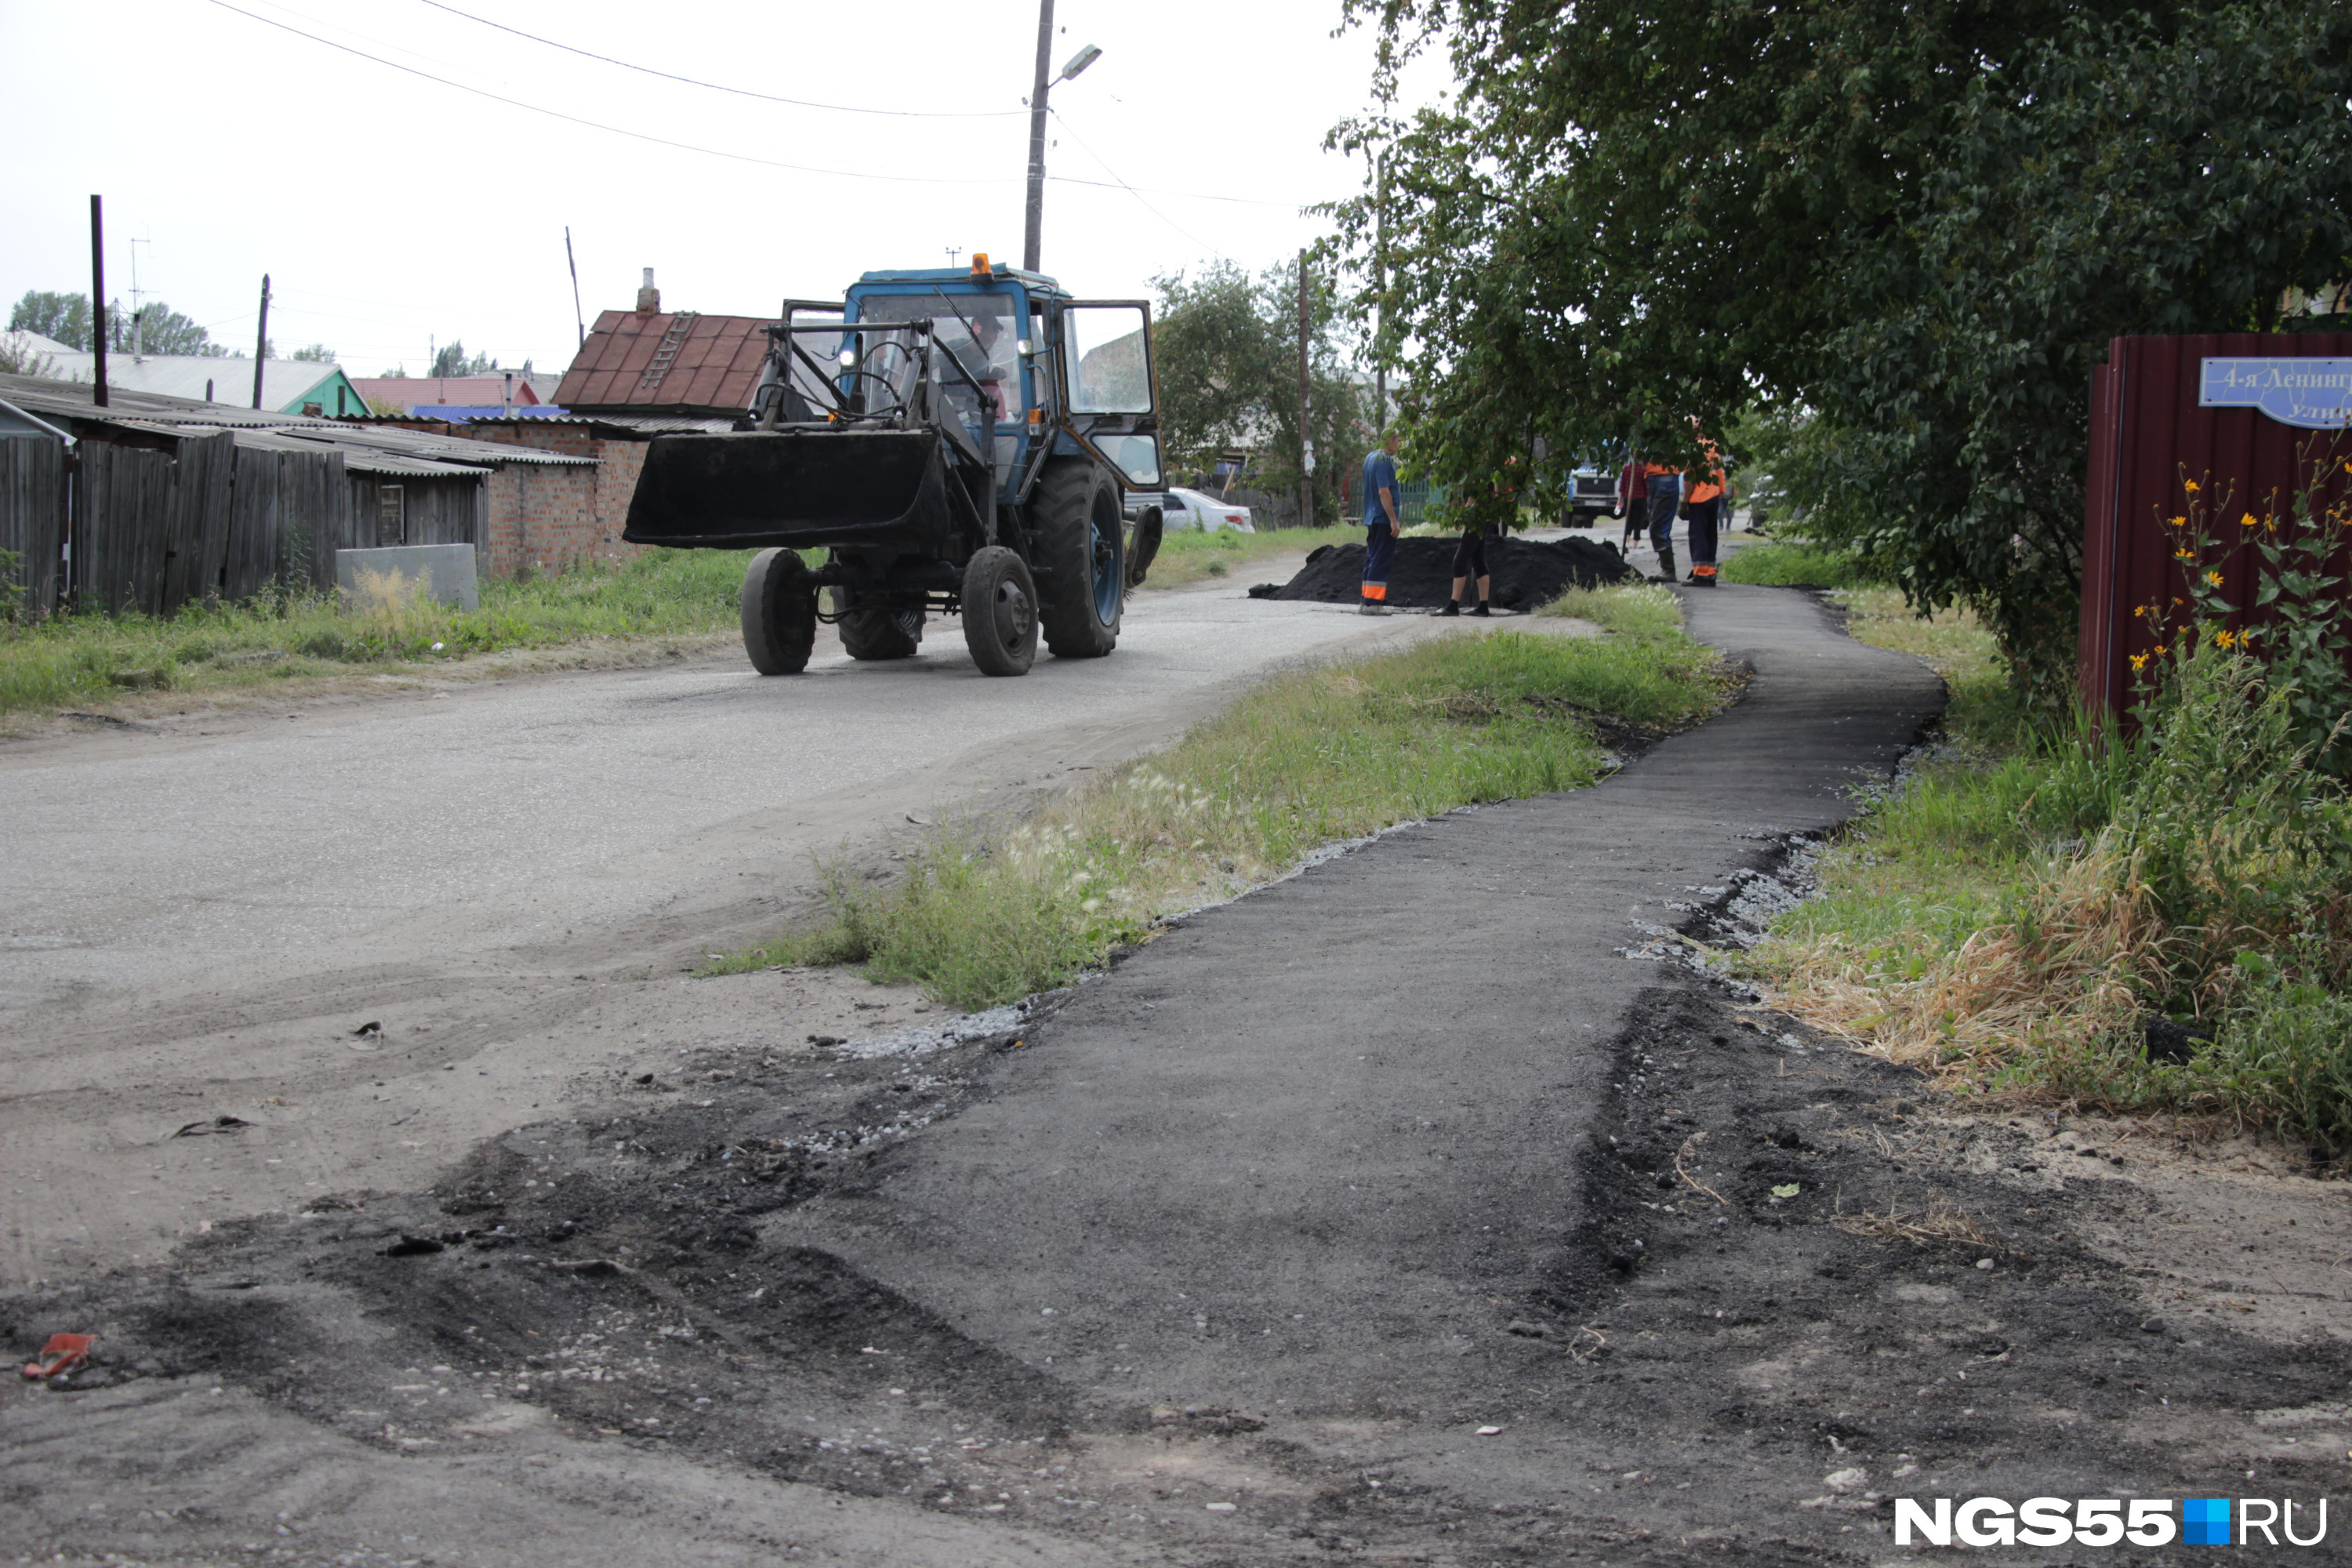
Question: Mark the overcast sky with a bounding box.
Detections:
[1,0,1450,378]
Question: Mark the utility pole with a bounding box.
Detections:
[129,235,151,359]
[1022,0,1055,272]
[1298,249,1314,530]
[252,274,270,409]
[1021,3,1101,273]
[1372,151,1388,434]
[89,195,108,407]
[564,227,586,352]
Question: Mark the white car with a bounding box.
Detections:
[1159,487,1254,533]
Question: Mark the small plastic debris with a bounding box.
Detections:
[1769,1183,1800,1200]
[21,1334,96,1380]
[1823,1467,1868,1493]
[1475,1425,1504,1436]
[1204,1501,1236,1512]
[1976,1258,1997,1271]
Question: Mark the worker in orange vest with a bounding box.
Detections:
[1682,434,1730,587]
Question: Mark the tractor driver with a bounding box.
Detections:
[943,307,1014,429]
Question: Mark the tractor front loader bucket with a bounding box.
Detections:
[622,430,953,552]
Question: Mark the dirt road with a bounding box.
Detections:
[8,581,2348,1566]
[0,570,1479,1287]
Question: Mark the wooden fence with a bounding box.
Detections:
[0,434,488,619]
[0,437,67,618]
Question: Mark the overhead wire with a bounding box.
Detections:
[411,0,1024,119]
[1046,108,1221,255]
[202,0,1017,187]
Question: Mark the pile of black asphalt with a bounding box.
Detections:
[14,586,2349,1566]
[1249,532,1635,609]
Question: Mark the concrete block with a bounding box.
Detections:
[335,544,479,612]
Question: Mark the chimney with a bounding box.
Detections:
[636,267,660,314]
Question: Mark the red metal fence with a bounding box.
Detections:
[2079,332,2352,716]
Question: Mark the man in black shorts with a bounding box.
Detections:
[1443,463,1516,616]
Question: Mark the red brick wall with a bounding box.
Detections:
[464,424,652,578]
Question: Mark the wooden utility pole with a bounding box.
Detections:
[1297,249,1313,530]
[565,227,586,351]
[1022,0,1056,271]
[89,195,108,408]
[252,275,270,409]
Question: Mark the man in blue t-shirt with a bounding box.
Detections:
[1359,437,1401,615]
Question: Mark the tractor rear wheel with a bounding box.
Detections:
[960,546,1039,677]
[836,592,923,660]
[740,548,817,675]
[1031,459,1125,659]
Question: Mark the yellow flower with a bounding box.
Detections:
[2240,512,2260,528]
[2174,546,2195,561]
[2154,644,2169,656]
[2204,569,2223,587]
[2183,479,2201,492]
[2130,652,2149,670]
[2132,604,2147,617]
[2169,515,2188,528]
[2213,629,2237,649]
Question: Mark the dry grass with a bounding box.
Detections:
[1828,1189,2002,1250]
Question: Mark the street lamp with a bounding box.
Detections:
[1022,1,1102,273]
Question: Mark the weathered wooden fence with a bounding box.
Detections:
[0,437,67,617]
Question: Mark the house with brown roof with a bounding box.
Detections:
[550,270,774,417]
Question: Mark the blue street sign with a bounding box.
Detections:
[2198,358,2352,429]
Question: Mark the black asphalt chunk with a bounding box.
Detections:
[1250,532,1635,608]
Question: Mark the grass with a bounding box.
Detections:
[1720,539,1886,589]
[0,549,750,720]
[1140,524,1359,590]
[1743,586,2352,1154]
[708,590,1736,1011]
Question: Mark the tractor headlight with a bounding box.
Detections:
[838,347,858,369]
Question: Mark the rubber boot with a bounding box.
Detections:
[1439,600,1460,617]
[1656,546,1677,584]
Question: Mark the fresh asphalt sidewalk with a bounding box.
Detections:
[771,586,1947,1486]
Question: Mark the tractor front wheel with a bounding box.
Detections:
[960,546,1039,677]
[1031,459,1125,659]
[741,548,817,675]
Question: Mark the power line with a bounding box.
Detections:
[204,0,1016,187]
[1047,108,1219,255]
[412,0,1023,120]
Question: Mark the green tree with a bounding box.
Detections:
[9,290,96,349]
[6,291,226,356]
[1151,260,1370,524]
[430,340,499,377]
[288,343,335,362]
[1336,1,2352,700]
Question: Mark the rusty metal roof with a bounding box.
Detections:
[553,310,777,414]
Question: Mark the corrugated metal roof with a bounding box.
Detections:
[350,375,556,412]
[33,352,354,413]
[460,411,741,435]
[553,310,775,414]
[230,429,490,477]
[0,372,592,473]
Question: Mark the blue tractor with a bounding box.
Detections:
[621,257,1166,677]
